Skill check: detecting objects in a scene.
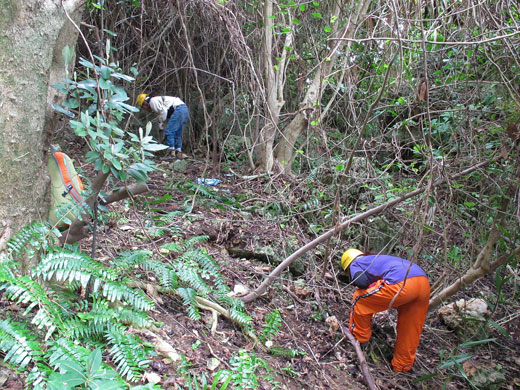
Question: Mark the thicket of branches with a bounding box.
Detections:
[77,1,519,304]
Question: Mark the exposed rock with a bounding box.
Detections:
[438,298,489,335]
[173,159,189,172]
[462,360,506,390]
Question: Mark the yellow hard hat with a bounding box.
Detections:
[136,93,148,107]
[341,248,363,270]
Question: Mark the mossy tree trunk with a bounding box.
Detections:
[0,0,83,237]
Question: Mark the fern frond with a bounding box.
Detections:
[34,250,116,290]
[106,326,150,381]
[0,319,44,370]
[102,280,154,311]
[160,242,183,253]
[183,235,209,249]
[177,287,200,320]
[174,264,211,296]
[112,250,153,271]
[229,306,253,327]
[7,221,57,257]
[46,338,90,369]
[26,363,49,390]
[139,259,178,290]
[117,307,153,328]
[158,210,185,224]
[182,248,220,277]
[0,252,18,282]
[63,317,107,340]
[1,276,64,337]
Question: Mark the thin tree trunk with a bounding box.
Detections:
[274,0,371,174]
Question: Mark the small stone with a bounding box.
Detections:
[207,358,220,371]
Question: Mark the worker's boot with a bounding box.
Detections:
[176,151,188,159]
[160,149,177,161]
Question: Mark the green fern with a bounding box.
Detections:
[175,262,211,296]
[46,338,91,369]
[1,275,65,339]
[261,309,282,342]
[159,242,183,253]
[34,250,154,311]
[106,325,151,381]
[0,253,18,281]
[183,235,209,248]
[7,221,57,258]
[102,279,154,311]
[177,287,200,320]
[141,259,178,290]
[112,250,154,271]
[34,249,116,289]
[0,319,44,370]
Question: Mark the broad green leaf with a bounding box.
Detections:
[51,104,75,118]
[86,349,102,377]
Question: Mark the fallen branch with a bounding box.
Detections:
[99,183,151,206]
[339,323,378,390]
[59,181,150,244]
[241,157,498,303]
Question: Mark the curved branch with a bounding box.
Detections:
[241,156,499,303]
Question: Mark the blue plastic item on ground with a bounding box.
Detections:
[196,178,222,186]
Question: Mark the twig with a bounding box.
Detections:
[339,324,378,390]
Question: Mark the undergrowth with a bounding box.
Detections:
[0,221,252,389]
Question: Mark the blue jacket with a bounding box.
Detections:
[349,254,426,289]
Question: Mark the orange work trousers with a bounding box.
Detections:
[348,276,430,372]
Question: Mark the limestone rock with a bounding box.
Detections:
[438,298,489,334]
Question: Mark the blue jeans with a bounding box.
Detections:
[165,104,189,152]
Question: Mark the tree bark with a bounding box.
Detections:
[0,0,83,235]
[257,0,288,172]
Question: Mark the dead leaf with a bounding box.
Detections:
[325,315,340,337]
[207,358,221,371]
[462,360,477,376]
[506,123,518,140]
[293,285,311,298]
[500,144,509,159]
[416,79,428,101]
[143,372,161,384]
[254,266,271,272]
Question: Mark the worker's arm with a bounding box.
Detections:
[149,97,168,127]
[351,271,371,289]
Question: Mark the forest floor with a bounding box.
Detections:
[1,150,519,390]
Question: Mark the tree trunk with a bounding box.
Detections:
[257,0,289,172]
[274,0,371,174]
[0,0,83,235]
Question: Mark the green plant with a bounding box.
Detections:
[116,237,252,329]
[47,348,123,390]
[260,309,281,343]
[1,224,254,388]
[0,223,153,388]
[53,47,166,185]
[217,350,269,389]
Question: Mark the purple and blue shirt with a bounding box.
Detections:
[348,254,426,289]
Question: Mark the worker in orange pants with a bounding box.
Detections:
[341,249,430,372]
